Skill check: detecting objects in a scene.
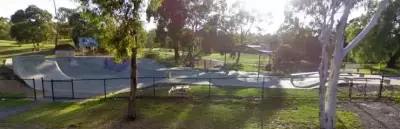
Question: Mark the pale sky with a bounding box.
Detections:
[0,0,364,34]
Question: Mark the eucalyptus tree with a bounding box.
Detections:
[10,5,53,50]
[77,0,161,120]
[290,0,390,128]
[346,0,400,68]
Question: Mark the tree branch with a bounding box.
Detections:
[342,0,389,57]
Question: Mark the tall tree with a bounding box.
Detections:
[147,0,186,63]
[346,0,400,68]
[291,0,389,128]
[10,5,54,50]
[0,17,12,40]
[55,7,76,39]
[78,0,161,120]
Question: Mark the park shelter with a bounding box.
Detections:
[231,44,274,75]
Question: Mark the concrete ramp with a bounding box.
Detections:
[12,55,71,90]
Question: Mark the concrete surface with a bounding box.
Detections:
[10,55,398,98]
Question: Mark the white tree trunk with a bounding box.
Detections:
[319,0,389,128]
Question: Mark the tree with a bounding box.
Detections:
[291,0,389,128]
[78,0,161,120]
[346,0,400,68]
[55,7,76,39]
[10,5,54,50]
[0,17,12,40]
[147,0,186,63]
[146,29,158,51]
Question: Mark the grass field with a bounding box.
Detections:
[0,93,32,108]
[143,48,270,72]
[4,92,361,129]
[0,39,74,65]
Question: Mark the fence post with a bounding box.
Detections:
[364,78,367,99]
[41,77,45,97]
[208,78,211,97]
[32,79,36,100]
[71,79,74,99]
[153,77,156,97]
[262,76,265,99]
[51,79,54,102]
[349,79,353,101]
[103,79,107,100]
[378,75,384,99]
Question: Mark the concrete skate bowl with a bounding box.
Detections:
[12,55,166,99]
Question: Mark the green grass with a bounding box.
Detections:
[0,99,32,108]
[113,84,350,99]
[0,39,74,65]
[0,92,26,98]
[142,48,270,72]
[0,93,32,108]
[203,53,270,65]
[342,63,400,75]
[4,96,361,129]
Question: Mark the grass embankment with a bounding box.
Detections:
[0,39,74,65]
[4,87,361,129]
[143,48,270,72]
[0,93,32,108]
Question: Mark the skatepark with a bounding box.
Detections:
[9,55,398,99]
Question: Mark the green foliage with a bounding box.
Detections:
[0,17,12,40]
[226,63,243,70]
[143,51,160,59]
[55,7,76,39]
[9,5,54,49]
[345,0,400,66]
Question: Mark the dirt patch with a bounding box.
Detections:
[340,101,400,129]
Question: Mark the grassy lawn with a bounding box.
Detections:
[4,95,361,129]
[0,93,32,108]
[0,39,74,65]
[112,84,350,99]
[203,53,270,65]
[143,48,270,72]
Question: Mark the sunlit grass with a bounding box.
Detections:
[5,97,361,129]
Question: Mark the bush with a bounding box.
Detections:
[143,51,160,59]
[55,44,75,51]
[226,63,243,71]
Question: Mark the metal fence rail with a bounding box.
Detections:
[1,75,399,102]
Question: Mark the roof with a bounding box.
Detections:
[232,45,274,54]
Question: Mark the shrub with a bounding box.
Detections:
[226,63,243,71]
[143,51,160,59]
[55,44,75,51]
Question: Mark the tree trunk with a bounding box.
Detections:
[174,40,180,64]
[236,52,241,64]
[386,49,400,68]
[188,46,194,67]
[318,45,328,128]
[127,47,138,120]
[323,49,343,128]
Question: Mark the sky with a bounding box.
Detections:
[0,0,364,34]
